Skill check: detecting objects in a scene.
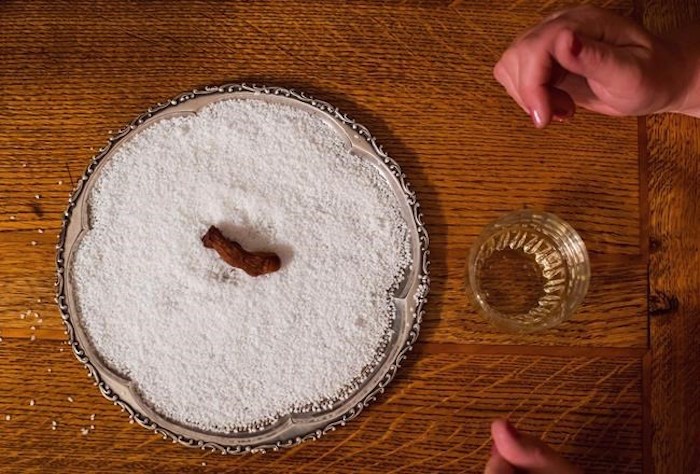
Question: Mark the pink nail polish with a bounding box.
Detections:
[532,109,544,128]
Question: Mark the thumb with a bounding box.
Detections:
[553,29,634,85]
[491,419,582,474]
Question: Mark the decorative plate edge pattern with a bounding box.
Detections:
[55,83,431,454]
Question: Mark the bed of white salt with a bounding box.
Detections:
[72,99,411,432]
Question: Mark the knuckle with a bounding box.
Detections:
[493,62,505,82]
[493,50,519,82]
[584,44,608,66]
[552,19,579,36]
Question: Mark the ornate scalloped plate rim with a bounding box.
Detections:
[55,83,430,454]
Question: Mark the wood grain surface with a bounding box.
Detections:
[0,339,644,473]
[0,0,692,472]
[640,1,700,473]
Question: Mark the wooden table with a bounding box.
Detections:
[1,1,697,472]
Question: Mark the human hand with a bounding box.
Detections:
[493,5,698,127]
[484,419,582,474]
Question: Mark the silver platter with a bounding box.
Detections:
[56,84,430,454]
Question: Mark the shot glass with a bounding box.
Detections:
[467,210,590,333]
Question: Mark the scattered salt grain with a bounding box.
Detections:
[59,348,64,352]
[30,241,37,246]
[67,396,74,403]
[51,420,57,430]
[29,399,35,406]
[9,216,15,221]
[30,335,36,341]
[202,462,206,466]
[30,326,36,331]
[37,298,42,303]
[34,194,41,199]
[72,99,411,432]
[38,229,44,234]
[47,368,52,373]
[4,415,10,421]
[90,424,95,430]
[58,180,63,185]
[80,428,89,435]
[90,413,96,421]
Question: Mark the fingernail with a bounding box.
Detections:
[531,109,544,128]
[571,34,582,57]
[504,420,520,439]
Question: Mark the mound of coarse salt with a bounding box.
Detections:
[72,99,411,432]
